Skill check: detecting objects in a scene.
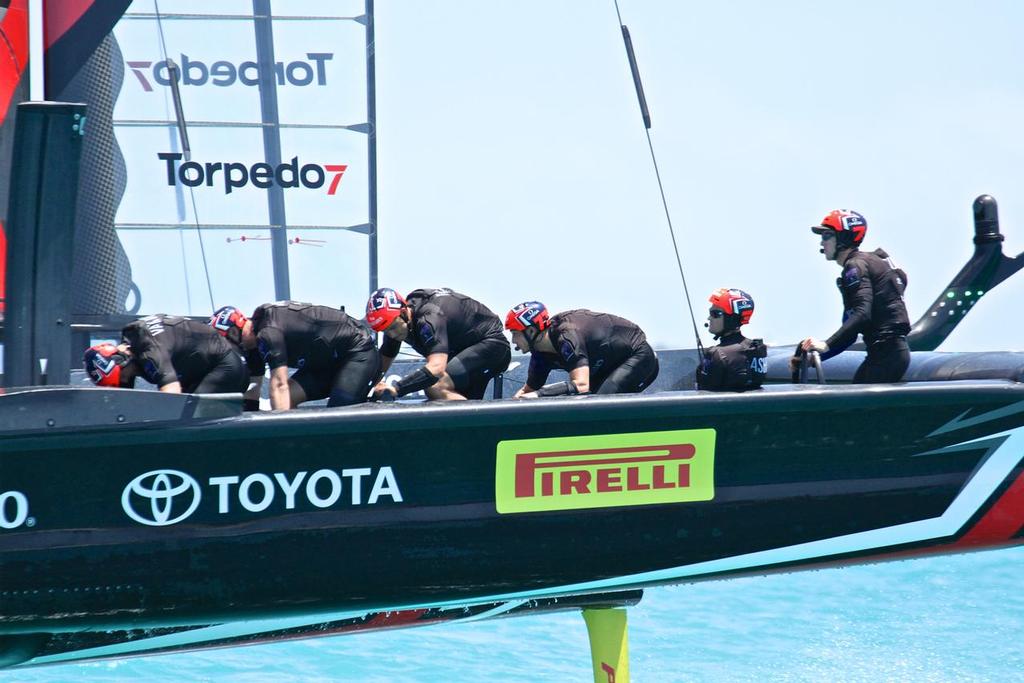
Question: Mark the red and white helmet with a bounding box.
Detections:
[83,343,132,387]
[209,305,248,344]
[505,301,550,332]
[709,288,755,327]
[365,288,407,332]
[811,209,867,247]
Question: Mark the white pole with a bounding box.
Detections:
[28,0,44,100]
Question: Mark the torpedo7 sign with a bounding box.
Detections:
[159,153,348,195]
[495,429,716,514]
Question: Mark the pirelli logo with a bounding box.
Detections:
[495,429,716,514]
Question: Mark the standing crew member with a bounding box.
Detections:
[696,288,767,391]
[210,301,379,410]
[506,302,659,397]
[365,287,511,400]
[83,314,248,394]
[796,209,911,383]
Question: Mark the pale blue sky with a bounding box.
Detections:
[372,0,1024,352]
[116,1,1024,352]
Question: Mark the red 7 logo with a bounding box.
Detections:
[324,164,348,195]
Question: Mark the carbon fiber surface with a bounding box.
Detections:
[57,34,134,315]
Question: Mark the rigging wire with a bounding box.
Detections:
[612,0,705,359]
[154,0,216,312]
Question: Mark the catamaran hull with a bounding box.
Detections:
[1,382,1023,639]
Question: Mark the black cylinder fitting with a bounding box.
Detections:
[973,194,1002,244]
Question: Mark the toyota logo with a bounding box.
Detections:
[122,469,201,526]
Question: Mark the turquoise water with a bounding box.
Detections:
[7,546,1022,681]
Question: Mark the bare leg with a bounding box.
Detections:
[288,378,308,407]
[424,372,467,401]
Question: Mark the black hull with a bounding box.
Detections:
[2,381,1024,644]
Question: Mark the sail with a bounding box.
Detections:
[47,0,374,319]
[0,0,29,316]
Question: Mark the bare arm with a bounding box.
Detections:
[513,384,537,399]
[424,352,448,377]
[158,381,182,394]
[372,354,396,396]
[269,366,291,410]
[569,365,590,394]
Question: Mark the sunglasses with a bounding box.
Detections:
[708,310,725,318]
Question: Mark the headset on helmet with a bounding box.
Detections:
[209,305,248,344]
[83,343,132,387]
[811,209,867,248]
[365,288,407,332]
[505,301,550,332]
[709,288,755,329]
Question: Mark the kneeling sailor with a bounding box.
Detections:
[696,288,767,391]
[84,314,249,394]
[209,302,379,410]
[365,288,511,401]
[505,302,659,398]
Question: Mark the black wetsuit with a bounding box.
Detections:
[248,301,380,406]
[696,332,767,391]
[121,315,248,394]
[527,309,659,394]
[380,288,510,399]
[823,248,911,383]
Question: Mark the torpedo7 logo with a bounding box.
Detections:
[127,53,332,92]
[495,428,716,514]
[159,153,348,195]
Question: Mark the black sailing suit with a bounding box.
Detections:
[823,247,911,383]
[696,332,767,391]
[527,309,659,394]
[248,301,380,406]
[380,288,511,399]
[121,314,248,393]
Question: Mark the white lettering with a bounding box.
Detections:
[239,473,275,512]
[306,469,342,508]
[342,468,372,505]
[274,471,307,509]
[209,475,239,513]
[369,466,403,504]
[0,491,29,529]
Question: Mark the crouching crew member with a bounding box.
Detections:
[797,209,911,383]
[696,288,767,391]
[365,287,511,400]
[84,314,248,394]
[506,303,659,397]
[210,302,379,410]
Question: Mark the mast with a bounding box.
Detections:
[252,0,290,301]
[365,0,378,294]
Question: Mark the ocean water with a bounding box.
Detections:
[6,546,1022,682]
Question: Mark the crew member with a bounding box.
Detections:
[696,288,767,391]
[505,302,659,397]
[83,314,249,394]
[365,287,510,400]
[796,209,911,383]
[209,301,379,410]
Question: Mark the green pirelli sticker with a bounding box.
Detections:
[495,428,716,514]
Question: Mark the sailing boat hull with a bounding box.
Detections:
[1,381,1023,635]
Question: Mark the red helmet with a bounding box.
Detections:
[365,288,407,332]
[709,288,755,326]
[83,343,132,387]
[811,209,867,247]
[209,305,248,343]
[505,301,550,331]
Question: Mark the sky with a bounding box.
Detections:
[371,0,1024,352]
[111,0,1024,353]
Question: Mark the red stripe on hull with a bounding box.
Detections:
[953,467,1024,548]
